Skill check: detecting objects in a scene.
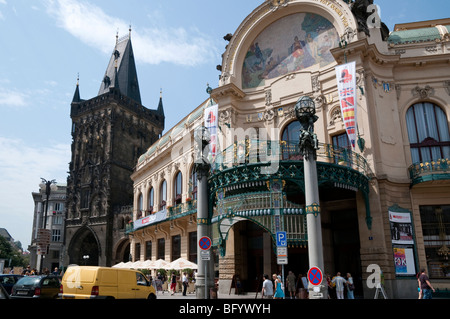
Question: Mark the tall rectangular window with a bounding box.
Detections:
[172,235,181,260]
[157,238,165,260]
[420,205,450,279]
[189,232,197,264]
[145,241,152,260]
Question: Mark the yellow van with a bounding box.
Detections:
[60,266,156,299]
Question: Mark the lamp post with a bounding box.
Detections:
[295,96,327,299]
[38,178,57,274]
[194,126,214,299]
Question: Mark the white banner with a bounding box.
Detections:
[204,102,218,161]
[336,61,357,149]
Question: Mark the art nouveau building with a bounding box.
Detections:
[130,0,450,298]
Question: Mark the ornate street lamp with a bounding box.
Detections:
[194,125,214,299]
[295,96,327,299]
[39,178,57,229]
[38,178,57,274]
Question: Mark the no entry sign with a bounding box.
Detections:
[307,267,323,286]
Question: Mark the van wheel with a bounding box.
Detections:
[147,293,156,300]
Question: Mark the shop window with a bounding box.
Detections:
[406,103,450,163]
[419,205,450,279]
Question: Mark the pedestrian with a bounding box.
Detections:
[346,273,355,299]
[53,267,59,276]
[326,274,336,299]
[418,269,435,299]
[261,274,273,299]
[416,272,422,299]
[273,274,285,299]
[286,271,296,299]
[332,272,347,299]
[182,272,188,296]
[170,272,177,295]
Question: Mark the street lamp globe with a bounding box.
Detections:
[294,96,317,126]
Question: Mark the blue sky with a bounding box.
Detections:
[0,0,449,250]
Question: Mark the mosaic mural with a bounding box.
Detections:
[242,13,339,89]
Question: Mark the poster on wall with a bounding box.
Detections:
[389,211,414,245]
[204,102,218,162]
[393,247,416,276]
[335,61,357,149]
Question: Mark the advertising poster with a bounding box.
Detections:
[389,211,414,245]
[335,61,357,149]
[393,247,416,275]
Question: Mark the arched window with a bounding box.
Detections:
[174,171,182,205]
[138,193,143,211]
[147,187,154,213]
[406,103,450,163]
[281,121,302,160]
[160,180,167,210]
[137,193,143,219]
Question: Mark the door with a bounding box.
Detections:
[134,272,151,299]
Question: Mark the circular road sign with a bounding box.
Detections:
[199,236,212,251]
[307,267,323,286]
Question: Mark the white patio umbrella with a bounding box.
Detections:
[112,262,125,268]
[151,259,170,270]
[139,259,155,269]
[164,257,198,270]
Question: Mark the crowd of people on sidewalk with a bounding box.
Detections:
[261,270,356,299]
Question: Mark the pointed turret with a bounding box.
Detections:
[98,30,142,104]
[157,89,165,130]
[72,75,81,103]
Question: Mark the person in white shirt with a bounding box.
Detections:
[332,272,347,299]
[261,274,273,299]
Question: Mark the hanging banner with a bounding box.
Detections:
[204,102,218,161]
[336,61,357,149]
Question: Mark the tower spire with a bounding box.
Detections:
[72,73,81,103]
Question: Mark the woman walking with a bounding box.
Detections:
[273,274,285,299]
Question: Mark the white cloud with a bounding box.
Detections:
[43,0,218,66]
[0,137,70,248]
[0,88,28,107]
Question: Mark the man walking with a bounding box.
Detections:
[261,274,274,299]
[419,269,435,299]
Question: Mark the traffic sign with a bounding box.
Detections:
[307,267,323,286]
[199,236,212,251]
[276,231,287,247]
[200,250,211,261]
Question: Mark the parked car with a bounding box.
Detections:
[60,266,156,299]
[0,274,24,295]
[10,275,61,299]
[0,282,10,299]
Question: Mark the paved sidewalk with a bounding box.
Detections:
[156,291,260,299]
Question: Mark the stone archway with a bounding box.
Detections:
[68,227,100,266]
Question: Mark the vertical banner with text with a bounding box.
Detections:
[336,61,357,149]
[204,102,218,162]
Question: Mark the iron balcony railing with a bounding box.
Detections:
[408,158,450,186]
[211,140,373,178]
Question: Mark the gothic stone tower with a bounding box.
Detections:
[65,33,164,267]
